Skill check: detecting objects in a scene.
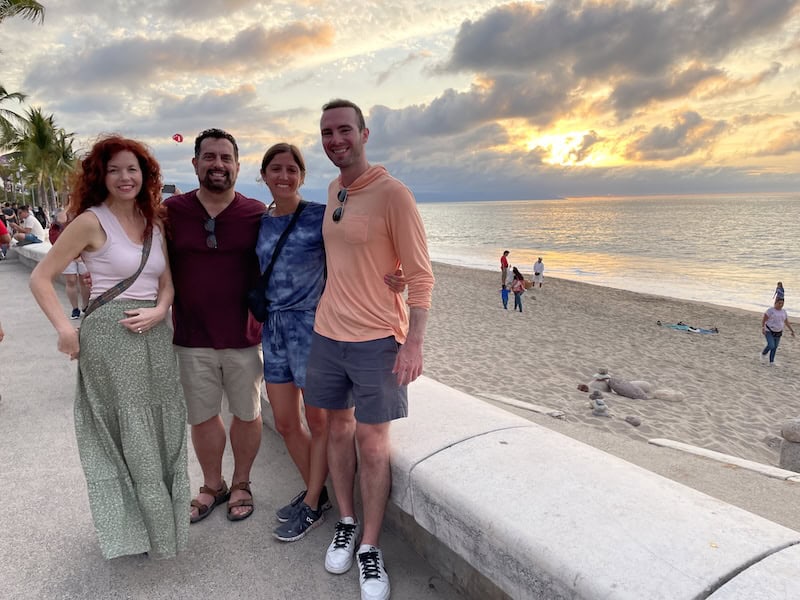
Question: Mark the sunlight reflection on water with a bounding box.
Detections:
[418,194,799,313]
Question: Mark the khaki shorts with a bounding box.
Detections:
[175,345,264,425]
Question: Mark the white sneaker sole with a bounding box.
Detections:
[326,552,356,574]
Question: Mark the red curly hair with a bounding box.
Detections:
[68,135,164,237]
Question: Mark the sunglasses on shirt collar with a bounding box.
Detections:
[204,217,217,249]
[332,188,347,223]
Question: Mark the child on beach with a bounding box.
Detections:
[500,285,509,309]
[774,282,784,301]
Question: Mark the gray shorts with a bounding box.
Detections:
[304,333,407,424]
[174,345,264,425]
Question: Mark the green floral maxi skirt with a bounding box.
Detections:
[75,300,190,559]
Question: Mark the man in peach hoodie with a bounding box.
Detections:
[305,99,434,600]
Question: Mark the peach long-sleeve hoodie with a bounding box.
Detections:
[314,165,434,344]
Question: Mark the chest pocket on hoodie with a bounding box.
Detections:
[344,214,369,245]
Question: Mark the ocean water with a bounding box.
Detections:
[417,194,800,314]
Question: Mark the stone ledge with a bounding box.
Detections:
[707,542,800,599]
[648,438,800,481]
[9,239,51,269]
[393,377,800,599]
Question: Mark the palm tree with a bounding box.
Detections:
[0,84,26,144]
[0,84,27,201]
[0,0,45,24]
[50,127,76,207]
[18,107,56,211]
[4,107,75,215]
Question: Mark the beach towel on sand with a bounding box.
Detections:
[657,320,718,334]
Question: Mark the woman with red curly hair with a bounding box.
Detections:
[30,136,189,559]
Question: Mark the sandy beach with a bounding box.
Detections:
[425,262,800,467]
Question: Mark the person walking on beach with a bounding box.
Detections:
[256,143,405,543]
[306,99,434,600]
[500,250,509,286]
[164,129,265,524]
[774,281,784,301]
[29,136,190,559]
[511,266,525,312]
[760,297,795,365]
[533,257,545,288]
[500,284,509,309]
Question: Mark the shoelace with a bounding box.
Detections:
[332,522,357,549]
[358,550,382,580]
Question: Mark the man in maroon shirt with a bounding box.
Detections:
[165,129,265,523]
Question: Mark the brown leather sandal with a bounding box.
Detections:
[227,481,254,522]
[190,480,230,524]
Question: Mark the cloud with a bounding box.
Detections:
[365,70,576,146]
[606,64,726,120]
[6,0,800,201]
[23,22,334,92]
[697,62,783,99]
[567,130,601,163]
[367,121,511,166]
[437,0,798,123]
[755,121,800,156]
[376,51,432,85]
[443,0,797,78]
[625,111,729,161]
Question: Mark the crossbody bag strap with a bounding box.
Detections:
[83,228,154,318]
[259,200,307,293]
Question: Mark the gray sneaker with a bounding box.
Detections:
[325,517,361,574]
[276,489,306,522]
[276,485,332,522]
[273,502,324,542]
[357,544,391,600]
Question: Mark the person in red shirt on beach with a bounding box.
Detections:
[305,99,434,600]
[500,250,509,286]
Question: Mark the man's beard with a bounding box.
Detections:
[201,170,234,192]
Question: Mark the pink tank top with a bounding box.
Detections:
[81,204,166,301]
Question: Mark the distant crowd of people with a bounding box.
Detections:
[499,250,545,312]
[498,253,794,367]
[25,98,432,600]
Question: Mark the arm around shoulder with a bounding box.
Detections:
[386,186,434,309]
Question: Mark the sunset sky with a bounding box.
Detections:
[3,0,800,201]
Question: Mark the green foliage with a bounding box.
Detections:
[0,86,75,211]
[0,0,45,24]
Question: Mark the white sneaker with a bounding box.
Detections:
[325,517,361,574]
[357,544,391,600]
[759,352,767,362]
